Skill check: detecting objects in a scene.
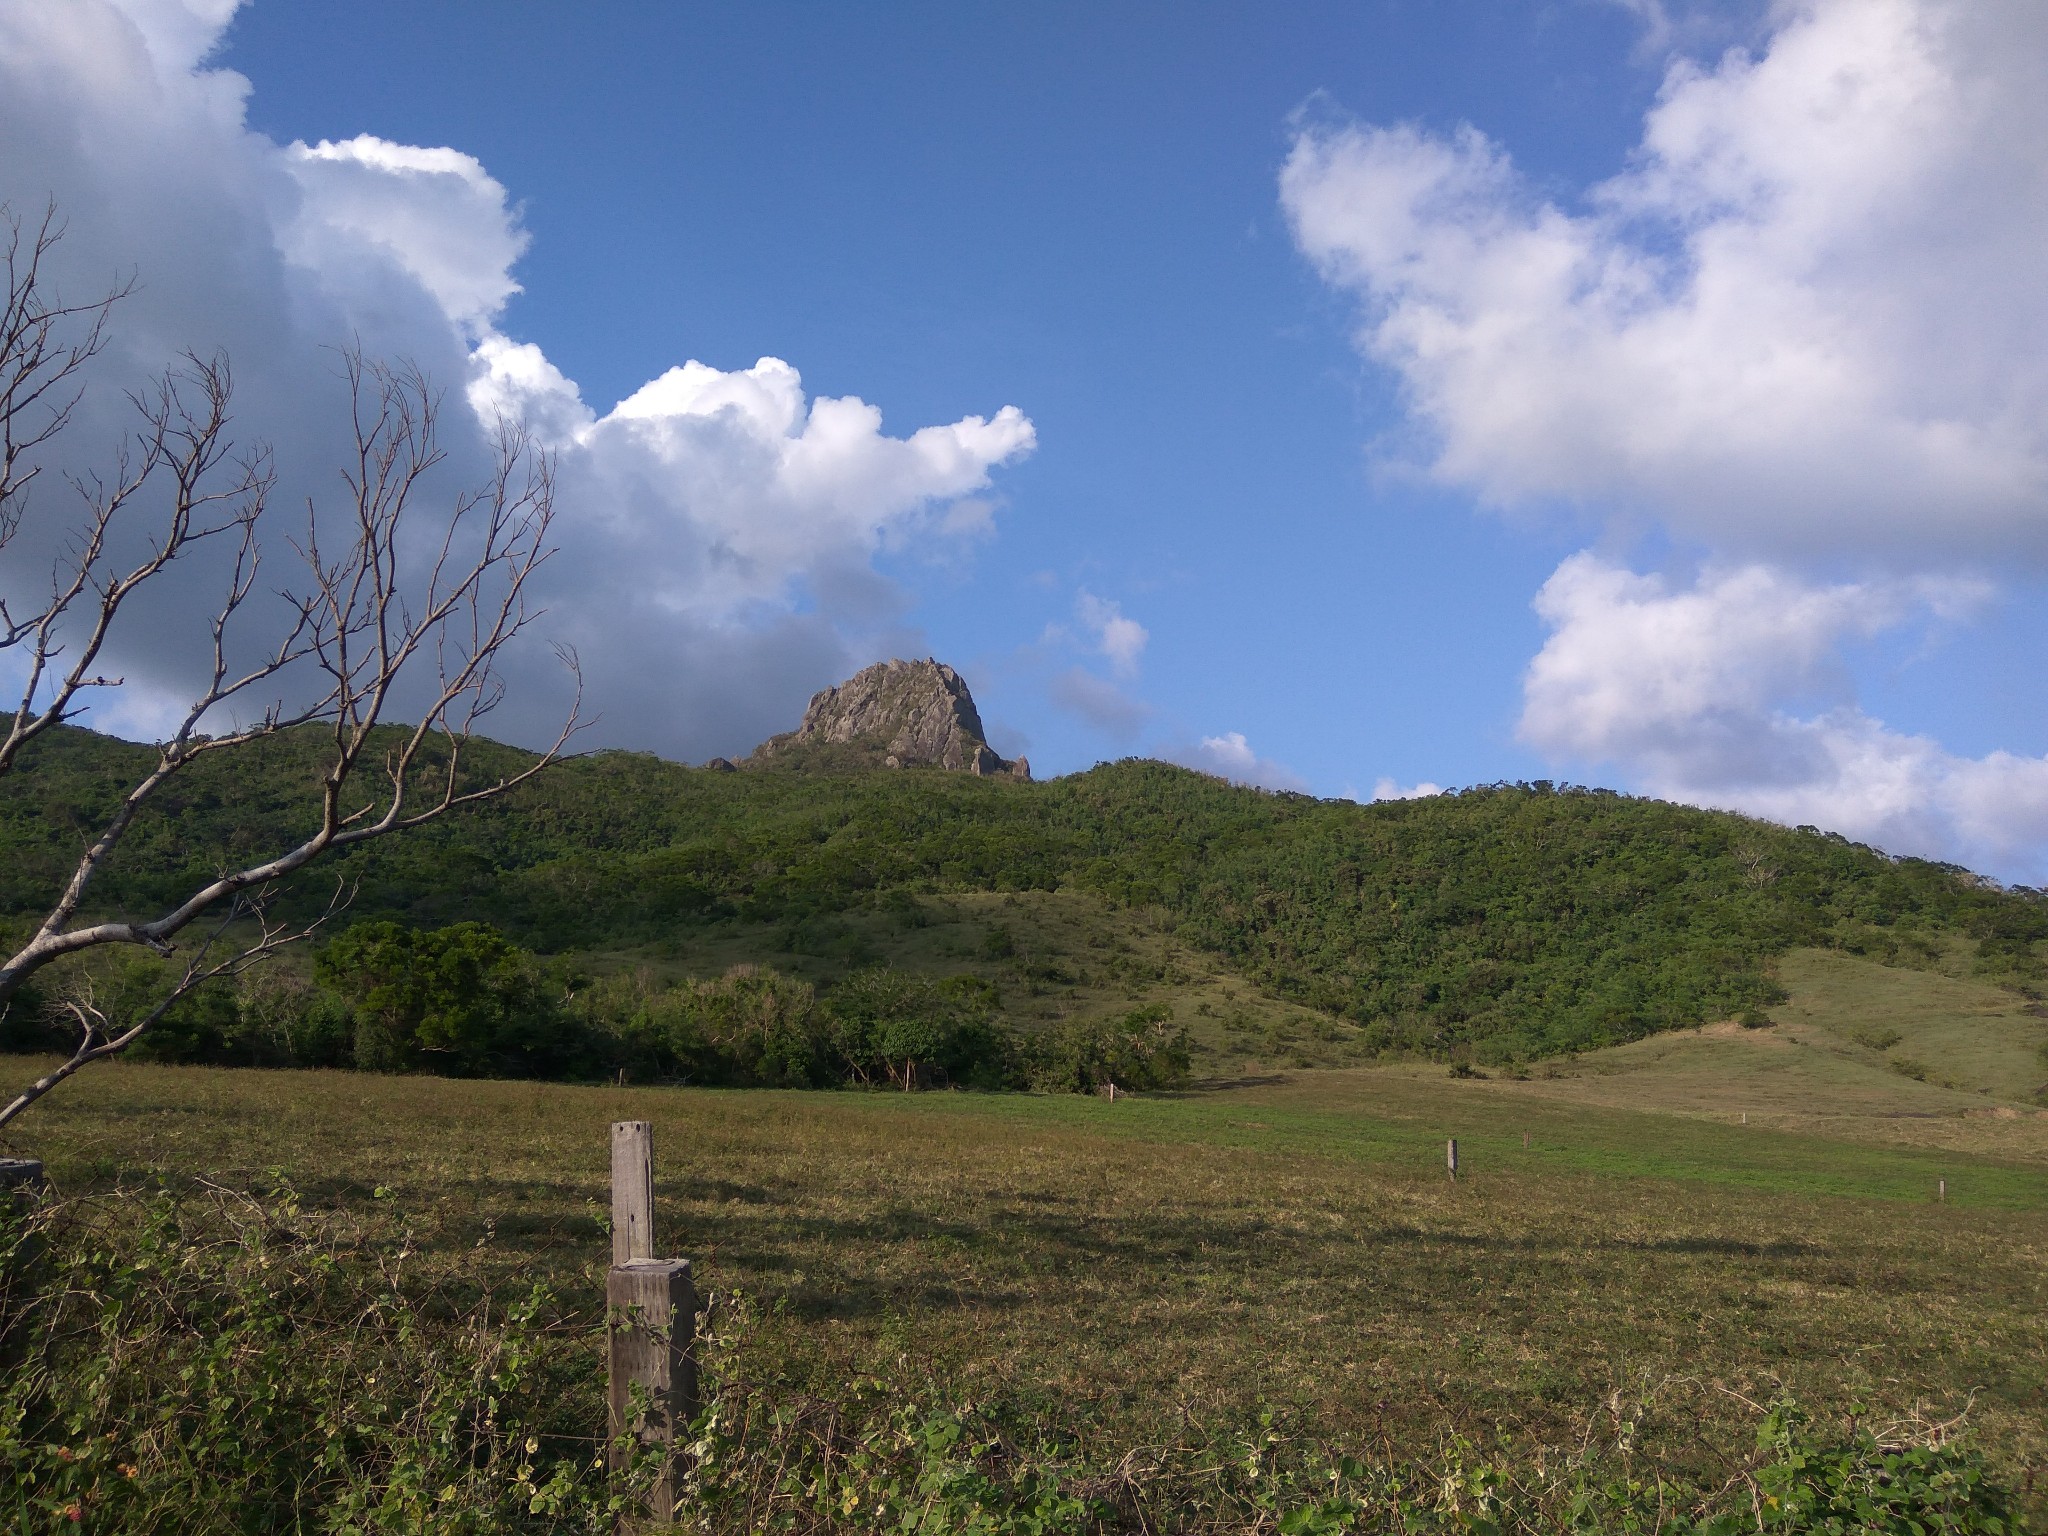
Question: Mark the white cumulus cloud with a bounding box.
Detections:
[1286,0,2048,875]
[1369,778,1444,802]
[1073,591,1148,678]
[1283,0,2048,564]
[0,0,1035,760]
[285,136,528,334]
[479,350,1034,623]
[1037,590,1153,741]
[1522,556,2048,879]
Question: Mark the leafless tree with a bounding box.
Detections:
[0,203,582,1130]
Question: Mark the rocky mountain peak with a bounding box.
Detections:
[744,659,1029,779]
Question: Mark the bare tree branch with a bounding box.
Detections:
[0,882,346,1128]
[0,210,583,1131]
[0,200,128,555]
[1,353,275,776]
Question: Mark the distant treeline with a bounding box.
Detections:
[0,917,1190,1094]
[5,724,2046,1066]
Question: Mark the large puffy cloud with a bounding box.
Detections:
[285,136,528,334]
[1523,556,2048,879]
[476,348,1032,624]
[1519,556,1966,782]
[0,0,1033,759]
[479,348,1032,748]
[1286,0,2048,875]
[1283,0,2048,563]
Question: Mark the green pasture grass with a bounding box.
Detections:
[12,1055,2046,1515]
[905,1070,2048,1206]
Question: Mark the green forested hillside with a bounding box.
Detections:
[4,724,2044,1066]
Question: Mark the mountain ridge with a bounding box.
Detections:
[6,719,2047,1070]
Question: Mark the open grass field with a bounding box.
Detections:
[9,943,2046,1528]
[15,986,2048,1524]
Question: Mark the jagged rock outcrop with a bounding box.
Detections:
[744,659,1029,779]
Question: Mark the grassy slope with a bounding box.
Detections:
[1772,946,2048,1099]
[20,1054,2048,1517]
[1423,949,2048,1160]
[12,732,2048,1517]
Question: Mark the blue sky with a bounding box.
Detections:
[5,1,2048,879]
[216,0,1661,794]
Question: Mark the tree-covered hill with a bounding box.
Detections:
[4,724,2044,1063]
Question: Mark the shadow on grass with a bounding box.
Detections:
[1159,1073,1295,1096]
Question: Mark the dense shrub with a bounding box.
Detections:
[13,914,1179,1096]
[571,964,835,1087]
[0,1185,641,1533]
[1021,1005,1193,1093]
[0,944,356,1067]
[826,968,1013,1088]
[315,920,579,1076]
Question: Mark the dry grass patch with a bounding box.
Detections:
[12,1055,2046,1516]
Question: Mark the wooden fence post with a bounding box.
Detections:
[1938,1178,1946,1203]
[1447,1138,1458,1181]
[608,1258,699,1521]
[612,1120,655,1267]
[607,1121,696,1521]
[1522,1132,1529,1150]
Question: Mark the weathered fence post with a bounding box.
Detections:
[1938,1178,1946,1203]
[608,1257,699,1520]
[612,1120,655,1267]
[1446,1138,1458,1181]
[607,1122,698,1522]
[1522,1131,1529,1150]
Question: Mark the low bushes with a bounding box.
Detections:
[5,920,1197,1095]
[570,964,838,1087]
[573,964,1193,1094]
[1,1184,636,1534]
[317,920,582,1076]
[1022,1002,1192,1094]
